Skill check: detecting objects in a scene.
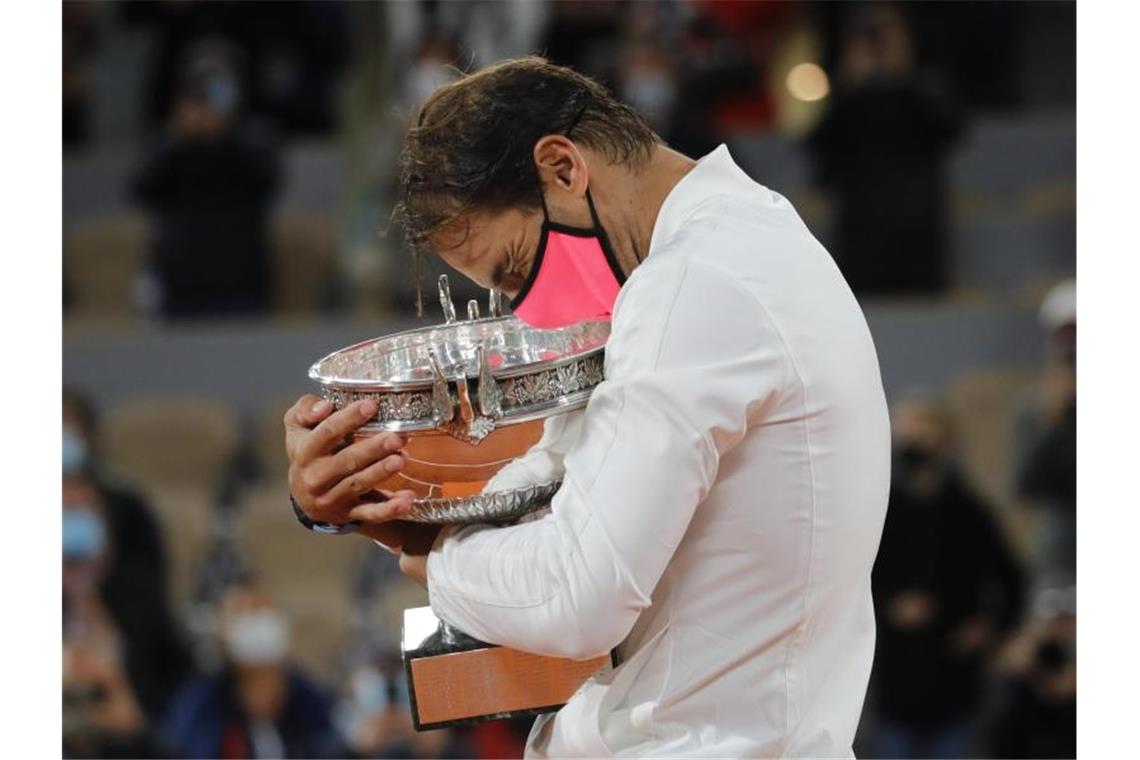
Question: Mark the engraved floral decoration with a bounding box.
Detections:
[404,480,563,524]
[320,353,605,428]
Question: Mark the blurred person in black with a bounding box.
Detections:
[163,582,340,759]
[63,1,98,150]
[63,477,164,758]
[871,398,1024,759]
[538,0,627,85]
[983,585,1076,758]
[1014,279,1076,589]
[63,426,192,725]
[806,2,962,295]
[666,10,766,158]
[123,1,349,137]
[132,39,280,319]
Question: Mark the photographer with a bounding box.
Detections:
[131,39,280,320]
[984,586,1077,758]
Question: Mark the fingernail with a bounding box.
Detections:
[312,399,331,415]
[359,400,377,418]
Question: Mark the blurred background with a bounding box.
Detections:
[61,1,1075,757]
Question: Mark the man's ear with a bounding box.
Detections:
[533,135,589,197]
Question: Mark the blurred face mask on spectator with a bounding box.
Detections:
[63,508,106,562]
[224,608,290,666]
[62,427,89,475]
[621,70,676,133]
[892,439,950,495]
[408,54,458,109]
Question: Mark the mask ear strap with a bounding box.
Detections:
[539,189,550,223]
[585,188,603,229]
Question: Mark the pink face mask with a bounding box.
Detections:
[510,189,625,329]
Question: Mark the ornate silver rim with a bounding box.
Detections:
[403,480,562,524]
[308,275,608,443]
[318,351,604,433]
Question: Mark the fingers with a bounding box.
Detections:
[284,395,335,461]
[347,489,418,523]
[310,431,407,491]
[295,399,378,464]
[321,453,409,508]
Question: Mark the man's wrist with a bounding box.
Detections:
[289,494,361,535]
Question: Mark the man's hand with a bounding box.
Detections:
[285,394,416,527]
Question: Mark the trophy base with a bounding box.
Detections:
[402,606,610,731]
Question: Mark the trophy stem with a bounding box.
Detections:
[438,621,463,646]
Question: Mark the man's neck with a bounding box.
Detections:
[592,144,698,277]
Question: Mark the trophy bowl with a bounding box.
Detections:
[308,276,608,524]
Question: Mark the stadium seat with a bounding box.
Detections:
[943,368,1040,560]
[102,396,240,490]
[136,484,216,607]
[272,212,337,315]
[63,214,148,321]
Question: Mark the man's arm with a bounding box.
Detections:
[424,259,790,659]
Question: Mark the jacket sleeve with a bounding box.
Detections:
[426,258,790,659]
[480,410,585,494]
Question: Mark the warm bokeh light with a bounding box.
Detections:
[786,62,830,102]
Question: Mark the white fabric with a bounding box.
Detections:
[426,145,891,757]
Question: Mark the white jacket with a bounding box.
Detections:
[426,145,891,757]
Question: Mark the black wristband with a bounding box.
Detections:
[289,494,361,535]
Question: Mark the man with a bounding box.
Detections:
[284,57,890,756]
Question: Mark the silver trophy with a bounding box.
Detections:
[308,274,608,524]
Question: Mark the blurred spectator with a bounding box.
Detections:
[63,1,98,150]
[617,42,677,137]
[63,478,164,758]
[123,1,350,137]
[1014,280,1077,590]
[163,583,340,758]
[694,1,796,134]
[65,388,169,599]
[983,585,1077,759]
[131,40,281,319]
[403,33,463,111]
[337,652,470,759]
[667,11,764,157]
[806,2,962,295]
[538,0,627,84]
[63,637,161,758]
[62,466,191,723]
[871,398,1024,759]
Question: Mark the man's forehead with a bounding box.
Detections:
[432,208,523,262]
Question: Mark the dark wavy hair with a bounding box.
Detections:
[392,56,660,309]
